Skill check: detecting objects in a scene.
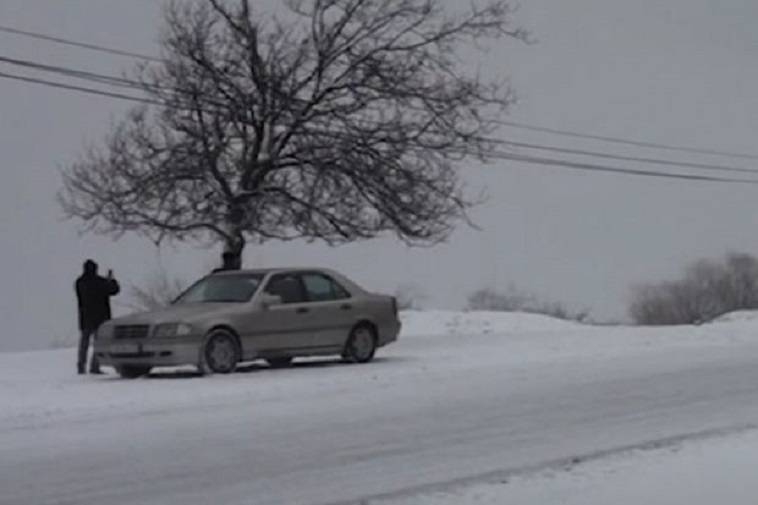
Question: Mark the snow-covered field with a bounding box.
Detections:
[2,310,758,505]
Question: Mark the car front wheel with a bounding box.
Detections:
[343,324,377,364]
[200,329,240,374]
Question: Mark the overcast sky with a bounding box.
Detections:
[2,0,758,351]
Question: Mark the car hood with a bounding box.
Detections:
[109,303,242,326]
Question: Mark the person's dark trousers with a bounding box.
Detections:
[78,328,100,374]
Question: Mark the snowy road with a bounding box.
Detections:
[3,312,758,505]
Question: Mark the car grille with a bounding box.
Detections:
[114,325,150,340]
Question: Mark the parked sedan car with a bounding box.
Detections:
[95,268,401,378]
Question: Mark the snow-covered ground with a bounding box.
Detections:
[2,310,758,505]
[372,427,758,505]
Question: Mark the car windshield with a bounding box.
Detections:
[174,274,264,304]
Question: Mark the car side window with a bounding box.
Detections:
[301,273,351,302]
[265,274,307,304]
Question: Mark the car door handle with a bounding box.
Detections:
[296,307,310,314]
[340,303,353,311]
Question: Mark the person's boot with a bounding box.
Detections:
[89,356,103,375]
[77,367,85,375]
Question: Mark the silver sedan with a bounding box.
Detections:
[95,268,401,378]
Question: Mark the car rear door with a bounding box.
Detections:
[300,272,356,350]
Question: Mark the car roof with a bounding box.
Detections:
[210,267,334,276]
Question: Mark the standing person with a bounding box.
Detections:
[75,259,120,374]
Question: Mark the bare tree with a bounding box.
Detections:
[59,0,527,268]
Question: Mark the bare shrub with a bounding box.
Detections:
[466,286,589,322]
[127,268,189,312]
[629,252,758,325]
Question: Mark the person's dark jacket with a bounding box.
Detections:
[75,272,120,331]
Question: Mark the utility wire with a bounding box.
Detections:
[3,22,758,162]
[489,138,758,177]
[494,119,758,161]
[0,24,163,62]
[2,51,758,186]
[0,54,209,102]
[4,67,756,186]
[0,54,149,91]
[3,23,758,162]
[0,70,163,106]
[485,150,758,185]
[5,52,758,179]
[0,56,228,110]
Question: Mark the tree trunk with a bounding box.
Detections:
[219,223,245,271]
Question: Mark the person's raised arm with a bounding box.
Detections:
[106,270,120,296]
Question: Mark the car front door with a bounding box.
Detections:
[300,272,355,350]
[246,273,315,354]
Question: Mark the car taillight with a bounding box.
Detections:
[391,296,398,317]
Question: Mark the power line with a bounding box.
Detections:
[0,70,162,106]
[485,150,758,185]
[3,22,758,163]
[0,24,162,63]
[4,49,758,181]
[0,53,207,101]
[0,56,226,111]
[1,51,757,186]
[0,53,243,114]
[5,67,754,186]
[0,54,149,91]
[494,119,758,161]
[488,138,758,177]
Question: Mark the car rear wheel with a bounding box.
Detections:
[116,365,152,379]
[343,324,377,364]
[200,329,240,374]
[266,357,293,369]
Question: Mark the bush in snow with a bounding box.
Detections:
[127,267,189,312]
[629,252,758,325]
[466,286,590,322]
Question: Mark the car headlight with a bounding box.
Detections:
[153,323,193,338]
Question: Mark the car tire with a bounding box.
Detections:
[200,329,240,374]
[343,324,377,364]
[266,357,293,369]
[116,365,152,379]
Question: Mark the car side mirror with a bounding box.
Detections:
[260,294,283,309]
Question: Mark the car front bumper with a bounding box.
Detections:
[95,338,201,368]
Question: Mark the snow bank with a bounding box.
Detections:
[711,309,758,325]
[400,310,577,337]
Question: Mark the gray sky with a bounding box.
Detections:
[2,0,758,351]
